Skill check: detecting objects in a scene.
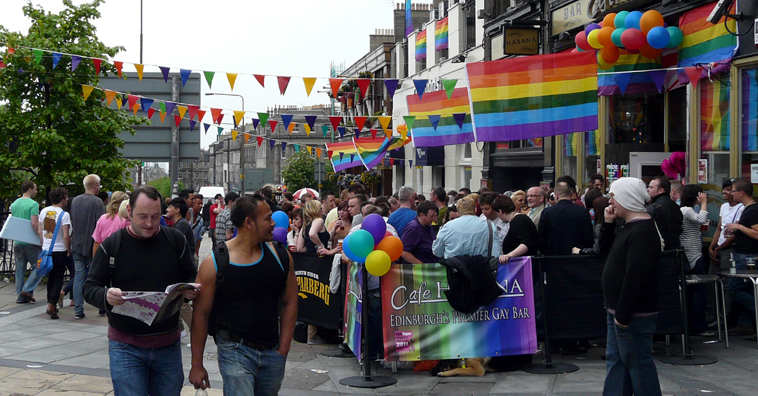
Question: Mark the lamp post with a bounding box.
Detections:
[205,93,245,193]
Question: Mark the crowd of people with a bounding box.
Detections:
[6,172,758,396]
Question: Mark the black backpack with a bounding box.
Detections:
[439,255,504,314]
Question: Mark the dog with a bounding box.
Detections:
[430,355,533,377]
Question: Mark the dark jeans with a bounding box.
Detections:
[603,312,661,396]
[46,252,69,305]
[62,256,76,295]
[687,257,707,332]
[729,253,756,325]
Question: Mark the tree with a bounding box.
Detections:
[148,177,184,201]
[281,150,316,192]
[0,0,148,199]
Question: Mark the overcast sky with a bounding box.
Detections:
[1,0,408,149]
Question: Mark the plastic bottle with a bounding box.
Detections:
[730,252,736,274]
[195,389,208,396]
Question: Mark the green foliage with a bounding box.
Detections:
[281,150,316,192]
[0,0,148,199]
[147,177,184,201]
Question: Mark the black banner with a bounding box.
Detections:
[293,253,341,330]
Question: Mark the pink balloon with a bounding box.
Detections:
[621,28,646,51]
[575,31,592,51]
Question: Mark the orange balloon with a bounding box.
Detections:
[638,43,662,59]
[597,52,613,70]
[597,27,615,48]
[640,10,664,35]
[600,45,620,64]
[376,236,403,262]
[603,13,616,29]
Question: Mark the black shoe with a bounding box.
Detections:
[16,294,31,304]
[75,313,85,320]
[20,291,35,303]
[99,309,106,316]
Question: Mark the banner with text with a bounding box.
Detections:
[294,253,340,330]
[343,261,363,362]
[381,258,537,361]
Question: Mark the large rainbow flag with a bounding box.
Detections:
[742,69,757,152]
[435,17,448,51]
[701,76,730,152]
[415,30,427,61]
[326,140,362,171]
[406,87,475,147]
[466,51,598,141]
[678,2,738,72]
[354,137,392,171]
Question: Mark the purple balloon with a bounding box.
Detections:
[361,214,387,244]
[584,23,601,37]
[273,227,288,244]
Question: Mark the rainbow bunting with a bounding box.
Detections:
[743,69,758,152]
[387,135,412,151]
[326,141,362,171]
[415,30,427,61]
[406,87,474,147]
[435,17,449,51]
[354,137,392,171]
[701,76,730,152]
[598,50,661,96]
[466,51,598,141]
[678,2,737,75]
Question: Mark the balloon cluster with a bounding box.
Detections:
[574,10,683,69]
[342,214,403,277]
[272,211,290,243]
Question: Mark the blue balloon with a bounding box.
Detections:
[625,11,643,30]
[342,235,367,263]
[647,26,670,49]
[272,211,289,229]
[614,11,630,29]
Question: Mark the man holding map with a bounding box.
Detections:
[83,185,198,396]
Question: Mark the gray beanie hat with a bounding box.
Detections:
[609,177,650,212]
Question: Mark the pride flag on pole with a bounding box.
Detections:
[435,17,449,51]
[407,87,475,147]
[466,51,598,141]
[415,30,427,61]
[678,2,738,70]
[405,0,413,36]
[326,140,362,171]
[701,76,730,151]
[354,137,392,171]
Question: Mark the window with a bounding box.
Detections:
[609,92,664,144]
[741,67,758,181]
[464,0,476,51]
[492,0,511,18]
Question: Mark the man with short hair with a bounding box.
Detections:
[458,187,471,196]
[670,180,684,206]
[479,192,506,256]
[347,183,367,198]
[71,174,105,319]
[260,184,282,213]
[590,174,605,192]
[723,179,758,327]
[84,185,198,395]
[178,189,194,222]
[209,194,224,248]
[526,187,546,230]
[190,196,298,395]
[167,198,196,255]
[321,190,336,222]
[388,186,417,237]
[538,182,593,256]
[388,197,400,214]
[433,198,498,259]
[215,192,239,244]
[430,187,447,226]
[646,176,683,250]
[348,194,368,227]
[12,181,44,304]
[400,201,439,264]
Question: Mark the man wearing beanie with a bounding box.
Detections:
[600,177,662,396]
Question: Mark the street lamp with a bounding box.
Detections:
[205,93,245,193]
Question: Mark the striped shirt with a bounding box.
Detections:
[680,206,709,268]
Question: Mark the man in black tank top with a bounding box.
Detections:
[190,196,298,395]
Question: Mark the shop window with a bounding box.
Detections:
[462,166,472,190]
[667,87,687,152]
[700,75,730,152]
[609,92,664,144]
[741,67,758,182]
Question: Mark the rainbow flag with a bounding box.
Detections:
[678,2,737,71]
[405,0,413,36]
[587,129,599,156]
[598,50,661,96]
[435,17,448,51]
[415,30,427,61]
[466,51,598,141]
[701,77,730,152]
[354,137,392,171]
[743,69,758,151]
[564,131,599,156]
[406,87,475,147]
[388,135,412,151]
[326,140,362,171]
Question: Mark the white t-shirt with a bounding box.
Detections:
[718,202,744,245]
[40,206,70,252]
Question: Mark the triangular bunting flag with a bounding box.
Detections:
[81,85,94,101]
[140,98,154,112]
[350,154,355,162]
[132,103,140,115]
[211,108,223,124]
[307,146,312,155]
[174,115,182,127]
[217,126,224,136]
[322,125,329,138]
[390,158,395,166]
[385,79,399,97]
[649,70,667,93]
[204,71,214,88]
[378,116,391,135]
[329,78,343,97]
[356,79,371,99]
[147,108,156,119]
[442,79,457,100]
[114,61,123,77]
[252,118,260,130]
[403,116,416,133]
[258,112,269,126]
[354,116,367,131]
[187,105,199,120]
[115,97,122,110]
[282,142,287,151]
[234,110,246,126]
[93,59,101,75]
[355,128,361,138]
[217,114,225,125]
[685,66,701,88]
[270,139,276,150]
[232,130,238,140]
[180,69,191,87]
[281,114,293,132]
[135,64,144,81]
[233,116,239,129]
[127,95,139,110]
[294,144,300,153]
[316,148,322,157]
[413,79,428,99]
[370,128,378,139]
[428,115,441,130]
[159,66,170,83]
[288,122,295,134]
[33,49,42,65]
[328,150,333,160]
[165,102,177,116]
[303,123,311,135]
[257,136,264,147]
[197,109,206,123]
[71,56,81,72]
[159,102,167,114]
[329,116,342,131]
[304,115,317,131]
[339,152,344,161]
[254,74,265,87]
[227,73,238,90]
[244,133,250,144]
[177,105,188,119]
[409,160,413,167]
[204,123,211,134]
[453,113,466,129]
[268,120,278,132]
[52,52,62,69]
[277,76,291,95]
[338,126,345,138]
[615,73,632,95]
[104,90,116,105]
[303,77,316,96]
[159,110,166,123]
[190,119,196,131]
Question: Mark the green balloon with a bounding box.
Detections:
[611,28,626,48]
[665,26,683,49]
[348,229,375,258]
[614,11,630,29]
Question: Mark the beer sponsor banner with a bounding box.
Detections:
[343,261,363,362]
[381,257,537,361]
[294,253,340,330]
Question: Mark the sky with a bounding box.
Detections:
[0,0,405,149]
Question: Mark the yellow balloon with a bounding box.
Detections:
[365,250,391,277]
[587,29,604,49]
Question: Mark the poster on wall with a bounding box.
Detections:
[698,159,708,184]
[751,164,758,184]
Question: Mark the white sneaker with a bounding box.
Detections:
[180,330,187,338]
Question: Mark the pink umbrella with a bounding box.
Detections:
[292,188,319,201]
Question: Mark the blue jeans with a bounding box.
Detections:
[217,335,287,396]
[729,253,756,320]
[603,312,661,396]
[73,253,92,316]
[14,243,43,297]
[108,339,184,396]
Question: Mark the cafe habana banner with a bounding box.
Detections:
[381,257,537,361]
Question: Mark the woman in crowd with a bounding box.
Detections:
[445,203,460,223]
[572,197,610,257]
[297,200,329,254]
[680,184,709,333]
[39,187,71,320]
[510,190,529,215]
[494,195,538,263]
[286,207,303,252]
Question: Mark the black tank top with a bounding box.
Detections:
[213,243,288,347]
[303,223,329,254]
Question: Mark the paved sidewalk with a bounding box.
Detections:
[1,241,758,394]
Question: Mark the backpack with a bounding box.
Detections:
[439,255,504,314]
[208,241,290,340]
[104,226,186,283]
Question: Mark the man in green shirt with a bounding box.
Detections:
[431,187,447,227]
[12,181,43,303]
